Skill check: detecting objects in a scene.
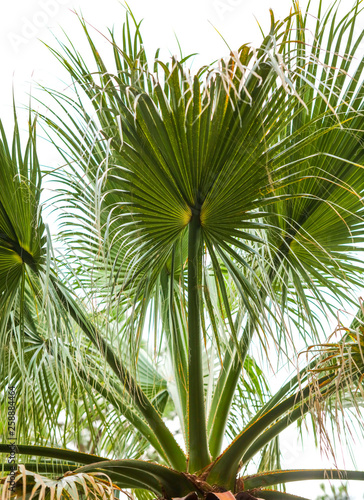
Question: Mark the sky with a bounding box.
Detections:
[1,0,297,121]
[1,0,364,498]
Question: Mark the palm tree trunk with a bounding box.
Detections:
[187,210,210,472]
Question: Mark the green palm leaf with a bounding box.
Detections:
[1,1,364,499]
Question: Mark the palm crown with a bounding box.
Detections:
[1,2,364,499]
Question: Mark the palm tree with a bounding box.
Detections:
[316,483,350,500]
[1,1,364,499]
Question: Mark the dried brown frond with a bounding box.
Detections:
[0,465,118,500]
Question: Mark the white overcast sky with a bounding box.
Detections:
[1,1,364,498]
[1,0,300,120]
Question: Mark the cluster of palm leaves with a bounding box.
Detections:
[1,1,364,499]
